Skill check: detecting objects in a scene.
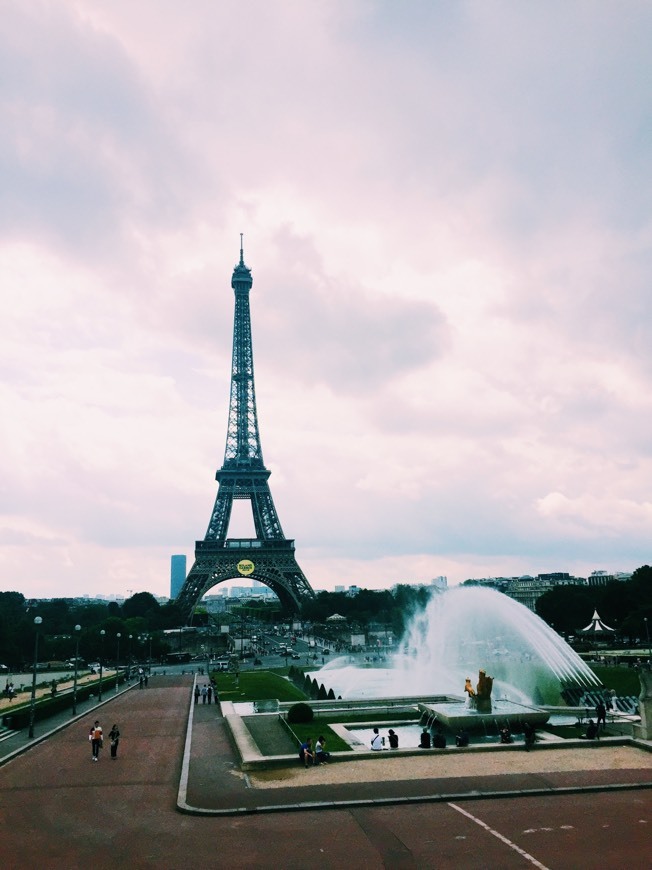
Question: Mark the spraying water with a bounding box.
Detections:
[316,586,601,704]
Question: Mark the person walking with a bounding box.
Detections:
[108,724,120,759]
[194,684,200,705]
[207,684,213,704]
[201,684,207,704]
[89,720,103,761]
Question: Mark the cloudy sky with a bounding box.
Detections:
[2,1,651,601]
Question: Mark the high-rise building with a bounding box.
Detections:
[170,555,187,599]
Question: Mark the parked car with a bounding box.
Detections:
[0,664,9,672]
[291,653,301,660]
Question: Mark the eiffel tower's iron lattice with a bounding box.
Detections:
[176,240,315,619]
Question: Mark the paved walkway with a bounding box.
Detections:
[1,673,651,869]
[182,686,652,816]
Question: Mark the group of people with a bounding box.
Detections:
[370,727,400,750]
[88,720,120,761]
[299,736,331,767]
[418,727,448,748]
[194,682,215,704]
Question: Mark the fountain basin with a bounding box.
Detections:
[421,699,550,733]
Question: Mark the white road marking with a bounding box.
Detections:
[448,803,551,870]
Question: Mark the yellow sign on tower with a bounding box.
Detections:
[237,559,255,576]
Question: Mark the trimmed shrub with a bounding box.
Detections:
[287,702,314,724]
[327,688,335,700]
[318,683,327,700]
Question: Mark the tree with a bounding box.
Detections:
[535,585,594,635]
[122,592,160,620]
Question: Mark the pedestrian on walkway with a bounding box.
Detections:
[144,674,148,688]
[108,724,120,759]
[207,684,213,704]
[89,720,103,761]
[201,685,207,704]
[139,675,144,689]
[596,700,607,730]
[194,684,200,705]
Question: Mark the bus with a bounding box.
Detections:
[165,652,192,664]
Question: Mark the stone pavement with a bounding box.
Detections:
[1,672,651,869]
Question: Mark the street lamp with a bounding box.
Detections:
[28,616,43,739]
[644,617,651,664]
[72,624,81,716]
[148,634,152,674]
[128,634,133,679]
[115,633,121,694]
[99,629,106,702]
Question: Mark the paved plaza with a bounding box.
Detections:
[0,674,650,868]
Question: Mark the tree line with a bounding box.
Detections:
[534,565,652,640]
[0,591,184,670]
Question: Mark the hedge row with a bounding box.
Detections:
[2,673,128,730]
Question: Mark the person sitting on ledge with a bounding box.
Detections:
[315,735,331,764]
[523,721,536,750]
[419,729,431,749]
[371,727,383,750]
[500,726,513,744]
[582,719,599,740]
[432,727,446,748]
[455,728,469,748]
[387,729,399,749]
[299,737,314,767]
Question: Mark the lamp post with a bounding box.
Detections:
[28,616,43,738]
[115,632,121,693]
[72,624,81,716]
[148,634,152,675]
[128,634,133,679]
[99,629,106,702]
[645,617,651,664]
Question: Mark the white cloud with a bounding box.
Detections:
[1,1,651,599]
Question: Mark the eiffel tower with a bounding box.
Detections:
[176,238,315,619]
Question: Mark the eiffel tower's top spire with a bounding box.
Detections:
[231,233,253,293]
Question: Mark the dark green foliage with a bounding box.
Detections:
[298,585,434,638]
[327,688,336,700]
[287,702,314,724]
[318,683,327,700]
[536,569,652,638]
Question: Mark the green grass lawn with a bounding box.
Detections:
[214,670,307,703]
[288,723,351,753]
[589,666,641,696]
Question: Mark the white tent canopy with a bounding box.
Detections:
[581,609,615,633]
[326,613,347,622]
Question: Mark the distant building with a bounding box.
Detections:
[430,576,448,590]
[170,555,187,600]
[507,573,585,611]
